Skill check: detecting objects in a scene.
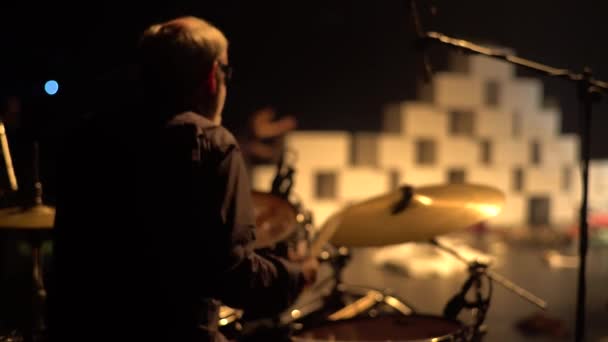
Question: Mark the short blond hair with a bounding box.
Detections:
[137,16,228,108]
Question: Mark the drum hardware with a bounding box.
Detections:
[440,259,492,342]
[430,239,548,311]
[326,287,401,321]
[278,241,416,341]
[270,147,297,199]
[430,238,548,341]
[333,284,414,317]
[285,257,476,341]
[312,245,415,320]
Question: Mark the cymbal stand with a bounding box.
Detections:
[27,142,50,342]
[430,239,547,340]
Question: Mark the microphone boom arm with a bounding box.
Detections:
[421,31,608,90]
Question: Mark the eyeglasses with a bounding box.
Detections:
[218,63,233,84]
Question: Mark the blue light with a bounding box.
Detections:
[44,80,59,95]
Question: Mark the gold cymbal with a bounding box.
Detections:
[326,183,505,247]
[252,191,298,248]
[0,204,55,230]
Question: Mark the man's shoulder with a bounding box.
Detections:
[166,111,239,155]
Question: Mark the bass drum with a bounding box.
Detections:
[291,314,468,342]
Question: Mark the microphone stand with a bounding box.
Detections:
[421,31,606,342]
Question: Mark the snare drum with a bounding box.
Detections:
[291,314,467,342]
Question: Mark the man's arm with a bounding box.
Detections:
[210,144,307,316]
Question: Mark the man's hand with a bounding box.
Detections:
[299,256,319,288]
[250,107,297,139]
[243,107,297,163]
[283,240,318,288]
[287,239,310,263]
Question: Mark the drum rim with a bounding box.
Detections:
[291,313,466,342]
[252,190,300,210]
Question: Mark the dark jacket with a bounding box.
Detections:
[48,110,304,342]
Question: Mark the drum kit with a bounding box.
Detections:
[0,138,548,342]
[213,159,548,341]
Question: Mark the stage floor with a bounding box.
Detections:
[321,230,608,341]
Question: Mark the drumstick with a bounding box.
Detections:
[308,211,344,258]
[293,214,342,299]
[0,122,17,191]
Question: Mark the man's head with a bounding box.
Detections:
[137,16,230,124]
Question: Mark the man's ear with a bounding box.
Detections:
[206,62,219,94]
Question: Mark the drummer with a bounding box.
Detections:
[49,16,318,342]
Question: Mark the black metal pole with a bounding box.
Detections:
[574,68,598,342]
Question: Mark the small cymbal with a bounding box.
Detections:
[325,183,505,247]
[0,204,55,230]
[252,191,298,248]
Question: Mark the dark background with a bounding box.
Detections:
[1,0,608,198]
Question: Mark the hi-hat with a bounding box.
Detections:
[252,191,298,248]
[0,203,55,230]
[323,183,505,247]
